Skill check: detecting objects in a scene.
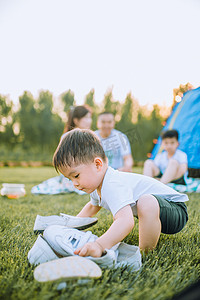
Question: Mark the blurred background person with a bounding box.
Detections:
[143,129,188,185]
[95,112,134,172]
[31,105,92,195]
[62,105,92,138]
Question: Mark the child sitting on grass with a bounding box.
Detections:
[53,129,189,257]
[143,129,188,185]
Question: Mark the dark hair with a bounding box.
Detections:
[64,105,91,133]
[161,129,179,140]
[98,111,114,118]
[53,129,106,172]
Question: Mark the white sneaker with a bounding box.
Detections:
[43,225,97,256]
[43,225,118,268]
[33,213,98,233]
[34,256,102,282]
[89,249,117,269]
[115,242,142,272]
[27,234,59,266]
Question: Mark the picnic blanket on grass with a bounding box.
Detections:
[167,177,200,193]
[31,175,200,196]
[31,175,85,195]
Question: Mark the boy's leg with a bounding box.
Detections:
[143,159,160,177]
[160,159,186,184]
[137,194,161,251]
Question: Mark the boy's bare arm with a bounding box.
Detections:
[96,205,134,249]
[76,201,101,218]
[75,205,134,257]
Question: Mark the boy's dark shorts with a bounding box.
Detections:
[152,194,188,234]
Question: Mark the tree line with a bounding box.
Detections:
[0,85,190,163]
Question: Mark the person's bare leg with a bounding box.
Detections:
[160,159,186,184]
[143,159,160,177]
[137,194,161,252]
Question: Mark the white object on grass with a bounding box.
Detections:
[43,225,119,269]
[1,183,26,198]
[33,213,98,233]
[28,227,142,272]
[43,225,97,256]
[34,256,102,282]
[28,234,59,265]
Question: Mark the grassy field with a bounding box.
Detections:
[0,166,199,300]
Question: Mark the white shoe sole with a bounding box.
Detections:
[34,256,102,282]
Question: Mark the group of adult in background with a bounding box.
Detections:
[31,105,134,195]
[64,105,134,173]
[64,105,188,186]
[31,104,187,195]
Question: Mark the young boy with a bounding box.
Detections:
[143,130,188,185]
[53,129,188,257]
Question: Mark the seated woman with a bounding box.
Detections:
[62,105,92,137]
[31,105,92,195]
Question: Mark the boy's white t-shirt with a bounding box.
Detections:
[90,167,189,217]
[154,149,188,175]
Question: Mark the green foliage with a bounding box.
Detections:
[0,95,16,147]
[16,91,64,154]
[0,167,199,300]
[17,91,39,149]
[61,90,75,113]
[119,92,133,124]
[102,89,120,116]
[0,95,11,119]
[116,97,163,162]
[116,93,136,160]
[172,82,193,107]
[0,145,53,164]
[84,89,98,131]
[132,106,163,161]
[0,89,165,163]
[84,89,95,108]
[36,91,63,152]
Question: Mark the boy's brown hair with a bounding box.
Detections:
[53,129,106,172]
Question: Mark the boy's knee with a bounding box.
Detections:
[144,159,154,167]
[168,158,179,167]
[143,160,157,173]
[137,195,160,218]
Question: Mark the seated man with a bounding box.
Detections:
[143,129,188,185]
[95,112,134,172]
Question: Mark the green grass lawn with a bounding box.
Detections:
[0,167,199,300]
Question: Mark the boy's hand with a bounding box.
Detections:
[74,241,104,258]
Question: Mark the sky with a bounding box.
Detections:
[0,0,200,108]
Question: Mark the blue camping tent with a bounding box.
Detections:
[151,86,200,177]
